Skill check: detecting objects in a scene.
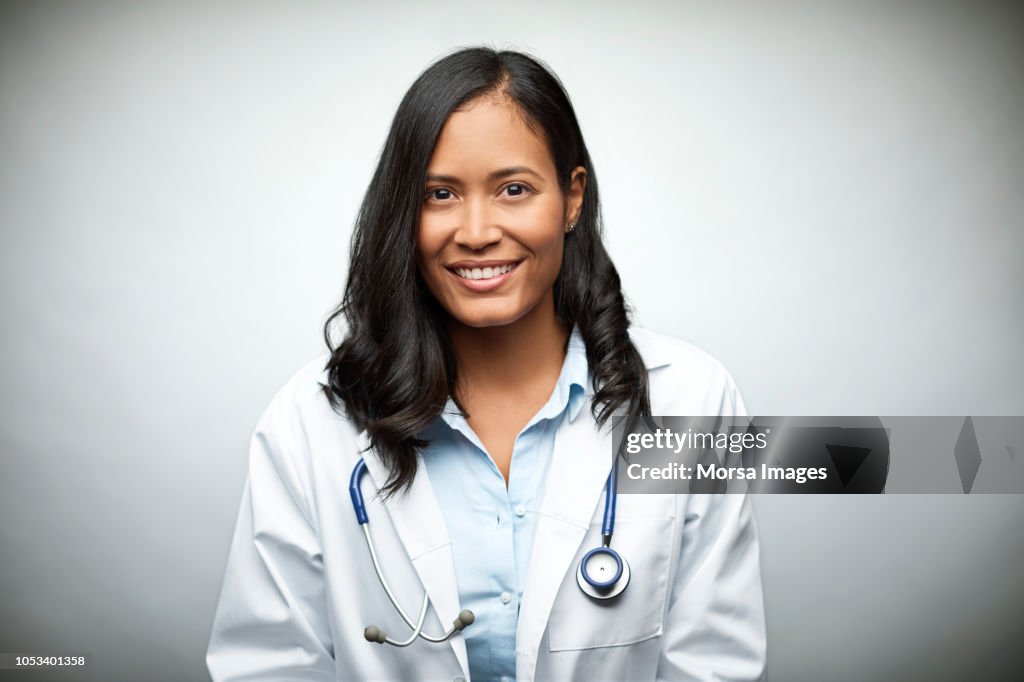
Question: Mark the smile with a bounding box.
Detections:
[444,260,523,293]
[451,262,520,280]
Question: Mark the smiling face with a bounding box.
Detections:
[416,95,586,330]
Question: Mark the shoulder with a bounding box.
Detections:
[627,326,748,417]
[263,352,334,414]
[247,352,365,490]
[628,326,729,372]
[240,353,365,531]
[254,352,358,442]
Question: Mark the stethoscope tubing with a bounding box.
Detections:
[601,455,618,545]
[350,448,627,644]
[353,460,468,644]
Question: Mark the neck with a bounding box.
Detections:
[446,294,570,402]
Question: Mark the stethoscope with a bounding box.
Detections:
[349,454,629,647]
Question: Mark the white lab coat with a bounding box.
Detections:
[206,327,767,682]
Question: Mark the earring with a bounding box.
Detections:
[566,222,576,233]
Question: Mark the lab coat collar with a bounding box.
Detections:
[630,325,674,372]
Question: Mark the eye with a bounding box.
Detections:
[503,183,532,198]
[425,187,453,202]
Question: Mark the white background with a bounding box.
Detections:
[2,1,1022,680]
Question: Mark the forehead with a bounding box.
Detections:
[428,97,554,176]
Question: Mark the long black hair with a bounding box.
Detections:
[322,46,651,498]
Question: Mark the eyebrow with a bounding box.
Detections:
[425,166,543,184]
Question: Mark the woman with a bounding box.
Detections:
[207,47,766,682]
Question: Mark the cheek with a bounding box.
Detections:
[527,217,566,267]
[517,202,565,252]
[416,220,444,267]
[534,232,564,270]
[517,232,565,303]
[415,229,446,302]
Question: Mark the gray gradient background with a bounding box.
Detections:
[1,1,1022,680]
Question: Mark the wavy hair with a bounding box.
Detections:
[322,46,651,498]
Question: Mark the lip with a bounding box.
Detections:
[446,259,522,269]
[444,259,523,293]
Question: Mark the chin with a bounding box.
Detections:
[446,302,530,329]
[452,312,523,329]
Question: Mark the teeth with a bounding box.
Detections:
[454,262,516,280]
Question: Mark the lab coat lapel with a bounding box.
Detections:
[357,430,469,680]
[516,402,614,680]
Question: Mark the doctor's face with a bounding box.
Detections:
[416,96,586,330]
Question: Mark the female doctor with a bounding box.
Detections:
[207,47,766,682]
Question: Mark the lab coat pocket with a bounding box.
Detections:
[547,508,675,652]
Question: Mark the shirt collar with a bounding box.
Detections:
[440,324,590,432]
[561,324,590,422]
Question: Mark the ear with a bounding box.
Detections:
[565,166,587,225]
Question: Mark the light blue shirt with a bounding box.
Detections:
[420,326,589,682]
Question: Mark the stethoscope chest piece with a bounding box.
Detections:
[576,546,630,600]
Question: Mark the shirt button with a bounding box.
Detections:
[514,504,526,517]
[500,591,512,604]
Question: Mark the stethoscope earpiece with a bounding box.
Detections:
[453,609,475,630]
[363,626,387,644]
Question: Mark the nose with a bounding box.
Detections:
[453,198,502,251]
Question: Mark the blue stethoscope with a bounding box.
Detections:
[349,455,629,647]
